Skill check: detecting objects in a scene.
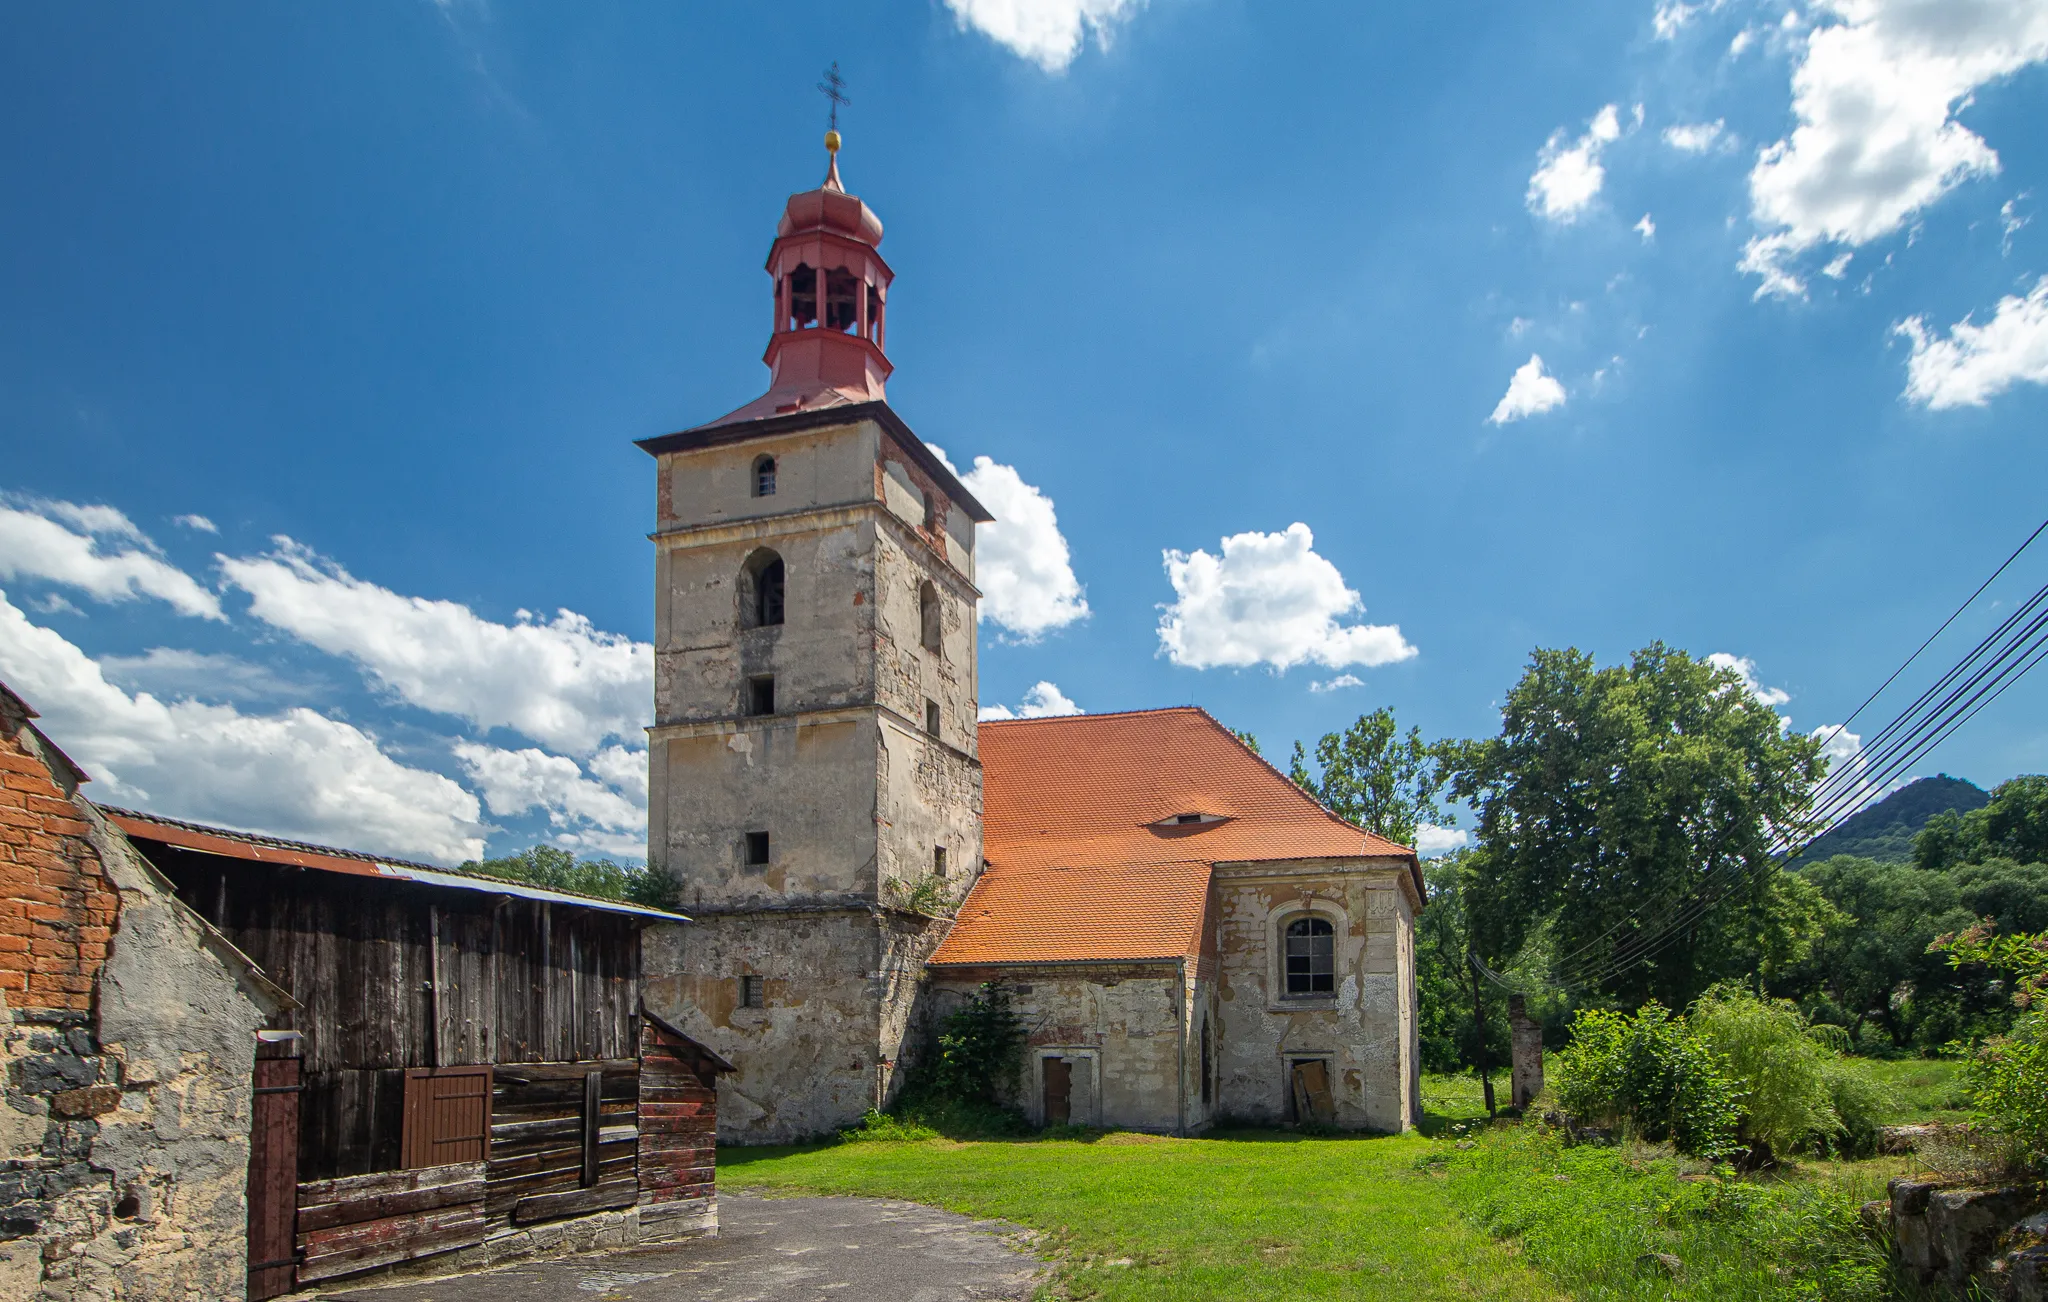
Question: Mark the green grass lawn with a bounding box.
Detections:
[1834,1056,1971,1125]
[722,1128,1563,1300]
[719,1068,1929,1300]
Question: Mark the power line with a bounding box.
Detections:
[1475,515,2048,1000]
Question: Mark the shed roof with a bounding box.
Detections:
[106,808,689,923]
[929,707,1420,968]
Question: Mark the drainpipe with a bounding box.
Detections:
[1175,957,1188,1137]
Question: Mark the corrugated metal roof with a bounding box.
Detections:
[104,808,688,923]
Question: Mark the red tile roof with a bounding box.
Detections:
[929,707,1417,967]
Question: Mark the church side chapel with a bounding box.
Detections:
[639,124,1424,1141]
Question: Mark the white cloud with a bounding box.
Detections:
[0,589,484,863]
[1157,523,1417,673]
[1708,652,1792,709]
[1743,0,2048,297]
[2002,194,2031,252]
[1897,275,2048,408]
[1822,252,1855,278]
[1309,673,1364,693]
[1527,104,1624,223]
[220,540,650,754]
[942,0,1145,72]
[978,680,1083,721]
[1488,354,1568,424]
[930,449,1088,640]
[0,500,223,620]
[1635,213,1657,241]
[1662,120,1727,153]
[1415,824,1470,857]
[454,743,645,859]
[172,514,219,534]
[1812,724,1863,767]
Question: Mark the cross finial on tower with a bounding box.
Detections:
[816,62,851,137]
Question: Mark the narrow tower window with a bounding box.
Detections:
[739,975,765,1008]
[925,699,941,737]
[1283,917,1336,997]
[744,831,771,866]
[741,549,785,628]
[746,675,776,717]
[933,846,948,878]
[918,581,942,653]
[786,264,817,330]
[866,284,884,342]
[753,455,777,498]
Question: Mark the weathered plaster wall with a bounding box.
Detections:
[1211,861,1418,1132]
[0,693,275,1301]
[932,963,1197,1133]
[649,415,985,1144]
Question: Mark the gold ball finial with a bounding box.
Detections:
[824,129,841,154]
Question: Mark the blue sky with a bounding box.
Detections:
[3,0,2046,863]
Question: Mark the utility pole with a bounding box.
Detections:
[1468,952,1496,1116]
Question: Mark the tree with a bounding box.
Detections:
[1779,855,1971,1048]
[1444,644,1827,1008]
[1288,707,1449,847]
[1917,776,2048,871]
[461,845,681,911]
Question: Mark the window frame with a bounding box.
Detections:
[1282,916,1336,998]
[753,454,778,498]
[739,974,766,1009]
[744,830,771,867]
[1266,902,1345,1009]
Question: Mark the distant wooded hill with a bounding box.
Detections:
[1793,774,1989,864]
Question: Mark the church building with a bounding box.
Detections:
[638,132,1423,1142]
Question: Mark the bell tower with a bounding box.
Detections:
[636,129,993,1143]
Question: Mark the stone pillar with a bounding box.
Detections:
[1509,995,1544,1111]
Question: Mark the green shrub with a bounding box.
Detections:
[1932,923,2048,1164]
[1553,1003,1741,1158]
[928,984,1025,1104]
[1691,984,1859,1157]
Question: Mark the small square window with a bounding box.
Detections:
[933,846,948,878]
[747,675,776,716]
[745,831,771,866]
[739,975,765,1008]
[925,699,941,736]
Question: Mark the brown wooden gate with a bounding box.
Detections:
[247,1052,302,1301]
[1043,1057,1071,1125]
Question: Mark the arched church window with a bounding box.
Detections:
[753,455,777,498]
[1283,916,1335,997]
[741,549,785,628]
[918,581,941,653]
[786,265,818,330]
[824,268,860,333]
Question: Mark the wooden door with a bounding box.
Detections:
[1291,1059,1335,1125]
[1043,1058,1071,1126]
[247,1054,301,1301]
[401,1066,493,1169]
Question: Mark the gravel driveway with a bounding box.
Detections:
[322,1190,1046,1302]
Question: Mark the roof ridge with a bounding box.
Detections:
[978,704,1205,726]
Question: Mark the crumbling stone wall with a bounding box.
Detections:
[0,688,275,1300]
[1210,861,1419,1132]
[930,962,1208,1133]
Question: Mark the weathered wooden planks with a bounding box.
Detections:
[294,1161,488,1283]
[512,1179,638,1225]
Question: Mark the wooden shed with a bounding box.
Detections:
[107,809,730,1300]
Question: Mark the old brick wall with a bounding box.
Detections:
[0,688,275,1301]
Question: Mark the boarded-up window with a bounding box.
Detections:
[401,1066,492,1169]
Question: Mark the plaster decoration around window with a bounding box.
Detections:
[1265,897,1347,1012]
